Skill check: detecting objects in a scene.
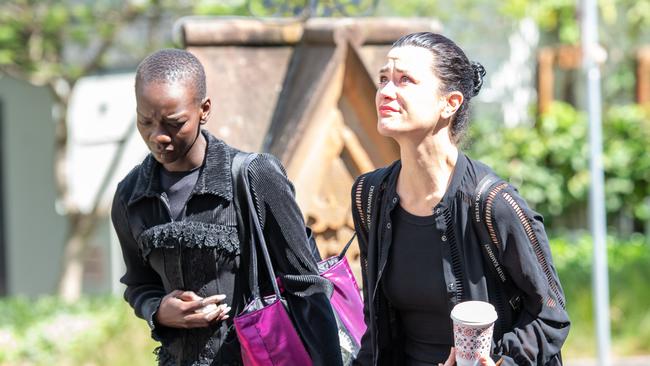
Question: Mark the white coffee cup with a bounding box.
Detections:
[450,301,498,366]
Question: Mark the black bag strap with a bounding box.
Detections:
[337,233,356,260]
[472,174,522,312]
[231,152,282,302]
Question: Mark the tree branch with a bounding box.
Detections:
[78,3,146,76]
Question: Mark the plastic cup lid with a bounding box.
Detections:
[450,301,498,326]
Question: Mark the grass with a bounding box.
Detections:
[552,234,650,358]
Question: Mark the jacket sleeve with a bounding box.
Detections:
[111,189,168,341]
[247,154,343,366]
[489,185,570,365]
[350,175,373,366]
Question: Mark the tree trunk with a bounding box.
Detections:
[55,101,135,302]
[58,212,100,302]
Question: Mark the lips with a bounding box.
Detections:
[379,105,399,112]
[378,105,400,116]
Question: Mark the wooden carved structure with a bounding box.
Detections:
[539,45,650,110]
[637,47,650,107]
[537,45,582,114]
[181,18,439,279]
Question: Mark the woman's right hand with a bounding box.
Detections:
[439,347,456,366]
[155,290,231,329]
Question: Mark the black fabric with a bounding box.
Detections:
[112,130,342,366]
[350,153,570,366]
[382,205,453,364]
[159,166,200,221]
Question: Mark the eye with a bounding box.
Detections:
[137,119,152,127]
[378,75,388,84]
[166,120,186,129]
[400,75,413,84]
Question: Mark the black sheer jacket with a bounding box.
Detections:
[112,130,342,366]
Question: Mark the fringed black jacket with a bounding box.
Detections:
[111,130,341,366]
[350,153,570,366]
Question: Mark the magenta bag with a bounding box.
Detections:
[318,235,367,364]
[235,297,311,366]
[232,153,312,366]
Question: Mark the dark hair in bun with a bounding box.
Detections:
[392,32,485,144]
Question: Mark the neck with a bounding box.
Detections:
[395,130,458,209]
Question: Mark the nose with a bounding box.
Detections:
[151,124,172,144]
[378,81,397,100]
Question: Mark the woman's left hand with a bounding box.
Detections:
[477,354,497,366]
[439,348,497,366]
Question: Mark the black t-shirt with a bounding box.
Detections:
[382,204,454,364]
[159,166,200,221]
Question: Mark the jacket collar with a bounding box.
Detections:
[445,151,468,203]
[127,130,233,206]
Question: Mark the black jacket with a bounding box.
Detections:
[112,130,342,366]
[350,153,570,366]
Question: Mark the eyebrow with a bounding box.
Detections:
[164,111,186,120]
[378,65,408,74]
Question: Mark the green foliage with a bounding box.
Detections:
[552,234,650,356]
[0,296,157,366]
[467,102,650,232]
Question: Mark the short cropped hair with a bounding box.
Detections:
[135,48,206,103]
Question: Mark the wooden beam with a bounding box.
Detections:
[637,47,650,106]
[340,124,375,175]
[538,47,555,114]
[343,44,400,166]
[181,18,304,46]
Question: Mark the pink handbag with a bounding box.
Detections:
[317,235,367,364]
[232,153,312,366]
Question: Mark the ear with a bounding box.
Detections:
[200,97,211,124]
[440,91,464,119]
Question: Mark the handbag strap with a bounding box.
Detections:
[337,233,356,260]
[232,152,282,301]
[231,152,254,298]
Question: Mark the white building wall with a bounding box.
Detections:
[67,72,147,295]
[0,76,67,296]
[0,71,147,297]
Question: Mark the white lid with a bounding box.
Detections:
[450,301,498,326]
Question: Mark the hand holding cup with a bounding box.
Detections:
[450,301,498,366]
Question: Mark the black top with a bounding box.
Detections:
[159,166,200,221]
[383,205,453,364]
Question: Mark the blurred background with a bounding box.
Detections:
[0,0,649,365]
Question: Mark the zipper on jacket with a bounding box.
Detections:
[442,208,464,303]
[355,175,367,229]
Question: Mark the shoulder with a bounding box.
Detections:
[461,154,502,188]
[114,163,145,203]
[352,160,400,192]
[461,154,540,224]
[247,153,287,177]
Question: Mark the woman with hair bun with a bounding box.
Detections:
[350,32,570,366]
